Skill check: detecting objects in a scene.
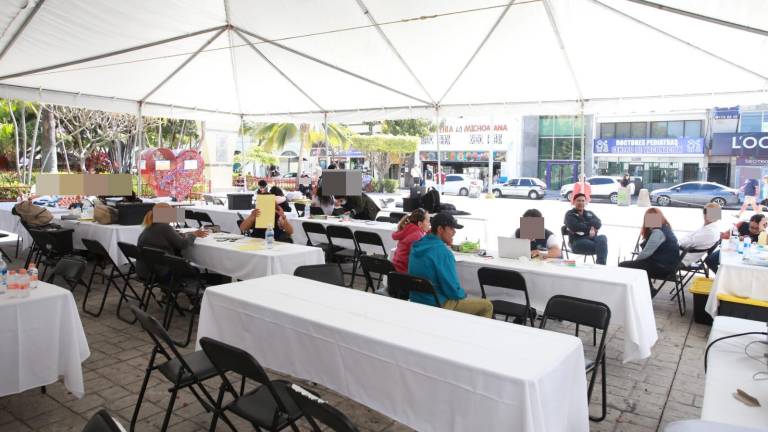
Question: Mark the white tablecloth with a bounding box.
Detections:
[58,219,143,266]
[186,205,245,234]
[0,203,69,251]
[196,274,589,432]
[0,282,90,398]
[702,316,768,428]
[287,216,398,254]
[184,234,325,280]
[706,250,768,317]
[455,253,657,363]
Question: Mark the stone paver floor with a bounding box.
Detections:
[0,254,709,431]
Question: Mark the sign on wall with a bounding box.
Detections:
[711,133,768,157]
[593,138,704,155]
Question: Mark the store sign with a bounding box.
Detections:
[736,157,768,166]
[593,137,704,155]
[714,106,740,120]
[420,121,512,150]
[711,133,768,156]
[419,150,507,162]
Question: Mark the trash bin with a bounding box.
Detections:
[689,277,713,325]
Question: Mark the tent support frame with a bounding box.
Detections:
[0,0,47,63]
[0,25,228,82]
[140,27,227,102]
[233,26,432,106]
[223,0,244,114]
[542,0,584,101]
[625,0,768,37]
[232,29,325,112]
[438,0,517,104]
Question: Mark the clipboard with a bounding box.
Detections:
[255,194,275,229]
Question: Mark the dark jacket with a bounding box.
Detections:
[343,193,380,221]
[564,208,602,242]
[640,224,679,268]
[136,223,196,279]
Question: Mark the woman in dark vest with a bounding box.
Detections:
[619,208,679,297]
[513,208,562,258]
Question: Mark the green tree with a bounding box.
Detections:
[236,145,278,169]
[349,134,418,179]
[381,119,435,137]
[248,122,351,175]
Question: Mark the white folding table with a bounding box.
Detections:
[196,274,589,432]
[455,252,658,363]
[0,282,90,398]
[705,250,768,318]
[702,316,768,428]
[58,219,143,265]
[184,234,325,280]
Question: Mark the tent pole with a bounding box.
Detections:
[579,101,585,177]
[240,115,247,191]
[323,113,329,170]
[435,107,440,189]
[137,103,144,197]
[624,0,768,37]
[0,0,47,63]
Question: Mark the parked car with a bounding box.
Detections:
[282,173,298,178]
[650,182,739,207]
[441,174,482,196]
[560,176,635,203]
[492,177,546,199]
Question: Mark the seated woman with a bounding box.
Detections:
[239,197,294,242]
[513,208,562,258]
[136,203,208,281]
[391,209,430,273]
[619,208,679,296]
[311,185,336,216]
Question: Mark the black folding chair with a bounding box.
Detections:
[539,295,611,422]
[302,222,340,258]
[560,225,596,263]
[119,242,159,312]
[294,264,345,287]
[81,409,125,432]
[288,384,360,432]
[325,225,363,287]
[193,211,215,228]
[45,256,88,292]
[160,253,208,347]
[477,267,536,326]
[387,272,440,305]
[136,246,168,312]
[359,255,395,293]
[199,337,304,432]
[184,210,196,228]
[28,228,75,279]
[651,249,689,317]
[353,230,388,258]
[294,203,306,217]
[81,238,141,322]
[389,212,407,222]
[679,240,720,287]
[129,306,230,432]
[375,216,393,223]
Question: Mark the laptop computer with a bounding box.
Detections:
[498,237,531,259]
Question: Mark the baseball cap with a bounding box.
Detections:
[431,213,463,229]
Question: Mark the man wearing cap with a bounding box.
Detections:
[407,213,493,318]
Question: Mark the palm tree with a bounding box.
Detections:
[249,122,351,177]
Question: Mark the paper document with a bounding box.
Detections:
[255,194,276,229]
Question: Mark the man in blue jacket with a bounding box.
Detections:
[408,213,493,318]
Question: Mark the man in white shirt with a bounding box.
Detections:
[679,202,721,265]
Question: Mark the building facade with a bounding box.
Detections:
[709,104,768,189]
[592,112,707,191]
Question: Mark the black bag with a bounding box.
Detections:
[421,187,441,213]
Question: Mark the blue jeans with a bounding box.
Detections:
[571,235,608,265]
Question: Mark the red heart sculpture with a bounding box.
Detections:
[140,148,204,201]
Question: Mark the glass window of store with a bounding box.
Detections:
[739,112,768,132]
[538,116,584,189]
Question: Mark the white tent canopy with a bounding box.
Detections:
[0,0,766,123]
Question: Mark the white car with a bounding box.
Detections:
[441,174,482,196]
[560,176,635,203]
[492,177,546,199]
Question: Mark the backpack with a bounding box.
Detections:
[94,204,119,225]
[421,187,441,213]
[13,201,54,227]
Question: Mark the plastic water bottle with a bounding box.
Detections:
[0,257,7,295]
[17,269,29,298]
[265,225,274,249]
[743,238,752,257]
[7,271,17,298]
[28,264,38,289]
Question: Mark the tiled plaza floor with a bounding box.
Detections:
[0,254,709,432]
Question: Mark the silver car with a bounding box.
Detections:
[650,182,740,207]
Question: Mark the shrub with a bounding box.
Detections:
[383,179,398,193]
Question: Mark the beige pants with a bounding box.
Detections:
[442,298,494,318]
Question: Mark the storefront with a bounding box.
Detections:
[593,137,706,190]
[593,116,706,190]
[711,132,768,188]
[418,118,517,183]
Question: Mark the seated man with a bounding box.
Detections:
[239,197,294,242]
[706,213,767,273]
[514,208,562,258]
[255,179,269,195]
[408,213,493,318]
[564,193,608,264]
[678,202,721,266]
[339,192,380,221]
